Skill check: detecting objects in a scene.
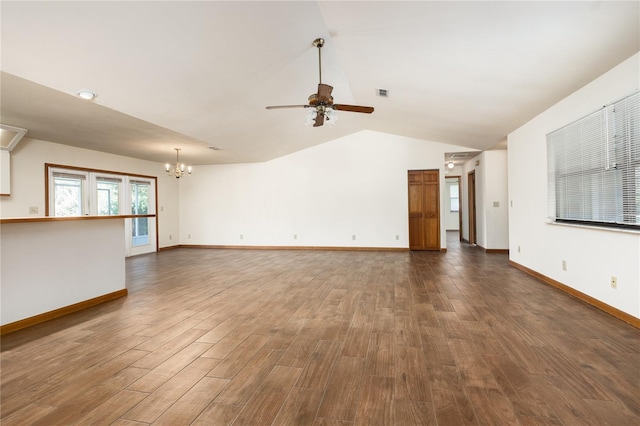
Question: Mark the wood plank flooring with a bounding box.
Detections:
[2,232,639,425]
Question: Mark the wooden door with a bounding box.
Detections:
[408,170,440,250]
[468,170,476,245]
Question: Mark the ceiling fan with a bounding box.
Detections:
[266,38,374,127]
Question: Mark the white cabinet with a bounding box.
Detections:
[0,150,10,196]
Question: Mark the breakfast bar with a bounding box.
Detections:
[0,215,148,334]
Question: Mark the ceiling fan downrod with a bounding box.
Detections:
[314,38,324,84]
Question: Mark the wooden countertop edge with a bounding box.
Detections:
[0,214,155,224]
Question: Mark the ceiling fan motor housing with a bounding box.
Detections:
[308,93,334,107]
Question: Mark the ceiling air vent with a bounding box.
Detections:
[376,88,389,98]
[451,153,468,158]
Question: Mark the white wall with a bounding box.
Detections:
[180,130,475,249]
[458,152,509,249]
[481,151,509,249]
[0,138,180,248]
[508,52,640,319]
[1,219,126,325]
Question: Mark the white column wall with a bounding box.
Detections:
[483,150,509,250]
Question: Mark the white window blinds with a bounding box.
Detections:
[547,91,639,228]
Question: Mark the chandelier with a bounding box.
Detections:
[165,148,192,178]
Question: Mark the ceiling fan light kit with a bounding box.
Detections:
[266,38,374,127]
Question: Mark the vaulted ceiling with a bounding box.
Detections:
[1,1,638,165]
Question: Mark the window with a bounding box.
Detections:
[450,183,459,212]
[46,164,157,256]
[52,171,88,216]
[547,91,639,229]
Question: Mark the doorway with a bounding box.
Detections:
[126,178,157,256]
[467,170,477,245]
[445,176,462,240]
[408,169,440,250]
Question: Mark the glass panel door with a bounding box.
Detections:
[96,177,121,215]
[131,181,149,247]
[126,179,156,256]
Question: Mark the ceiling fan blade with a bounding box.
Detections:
[265,105,309,109]
[333,104,374,114]
[314,112,325,127]
[317,84,333,100]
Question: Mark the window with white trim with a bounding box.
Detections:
[51,170,89,216]
[47,166,155,219]
[547,91,639,229]
[449,183,459,212]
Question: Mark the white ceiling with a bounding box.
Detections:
[1,1,638,165]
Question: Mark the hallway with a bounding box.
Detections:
[2,240,639,425]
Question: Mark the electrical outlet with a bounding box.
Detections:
[293,234,297,240]
[188,234,191,239]
[240,234,244,240]
[352,235,356,240]
[611,276,617,289]
[169,234,172,240]
[29,206,38,214]
[517,245,521,253]
[562,260,567,271]
[396,235,399,240]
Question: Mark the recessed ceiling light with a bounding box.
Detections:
[76,90,97,100]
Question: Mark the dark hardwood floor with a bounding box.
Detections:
[1,232,639,425]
